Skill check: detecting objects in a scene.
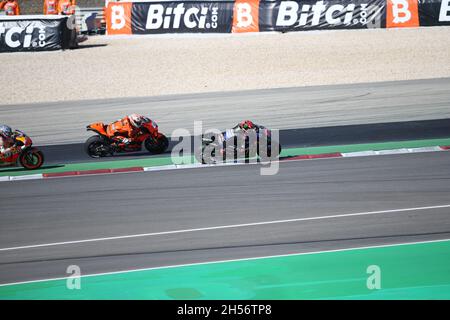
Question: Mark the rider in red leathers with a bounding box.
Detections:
[0,125,31,163]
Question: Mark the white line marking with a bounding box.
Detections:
[407,146,443,153]
[1,238,450,288]
[341,151,376,157]
[340,146,445,157]
[9,174,43,181]
[143,165,176,172]
[1,204,450,252]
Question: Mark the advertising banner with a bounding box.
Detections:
[418,0,450,26]
[0,16,75,52]
[259,0,386,31]
[386,0,419,28]
[105,0,450,35]
[233,0,260,32]
[107,1,234,34]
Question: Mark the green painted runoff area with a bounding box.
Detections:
[1,240,450,299]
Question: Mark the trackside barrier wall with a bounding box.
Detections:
[105,0,450,34]
[0,15,77,52]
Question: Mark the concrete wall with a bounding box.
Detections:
[18,0,105,14]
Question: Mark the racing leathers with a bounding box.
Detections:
[0,135,15,160]
[221,122,263,145]
[0,130,30,162]
[213,122,264,160]
[106,115,143,147]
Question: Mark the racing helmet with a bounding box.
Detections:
[239,120,255,131]
[129,114,145,127]
[0,125,12,138]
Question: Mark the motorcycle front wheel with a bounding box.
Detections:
[19,148,44,170]
[144,134,169,154]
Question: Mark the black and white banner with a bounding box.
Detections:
[106,0,450,34]
[418,0,450,26]
[131,1,235,34]
[0,16,75,52]
[259,0,386,31]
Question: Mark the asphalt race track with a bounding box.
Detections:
[40,118,450,165]
[1,151,450,284]
[1,78,450,146]
[1,78,450,288]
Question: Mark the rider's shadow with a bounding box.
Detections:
[0,165,64,173]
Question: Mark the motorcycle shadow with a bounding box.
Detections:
[110,150,172,158]
[0,164,64,173]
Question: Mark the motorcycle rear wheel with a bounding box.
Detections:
[201,145,218,164]
[85,135,112,158]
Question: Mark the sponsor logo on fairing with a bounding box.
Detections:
[145,3,219,30]
[0,24,47,49]
[275,0,373,27]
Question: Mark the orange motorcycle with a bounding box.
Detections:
[85,118,169,158]
[0,131,45,170]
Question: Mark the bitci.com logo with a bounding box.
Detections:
[275,1,378,28]
[107,2,221,34]
[0,25,47,49]
[146,3,220,30]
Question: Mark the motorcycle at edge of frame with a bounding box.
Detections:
[0,131,45,170]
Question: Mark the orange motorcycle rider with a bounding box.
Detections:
[0,125,30,163]
[85,114,168,157]
[107,114,150,147]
